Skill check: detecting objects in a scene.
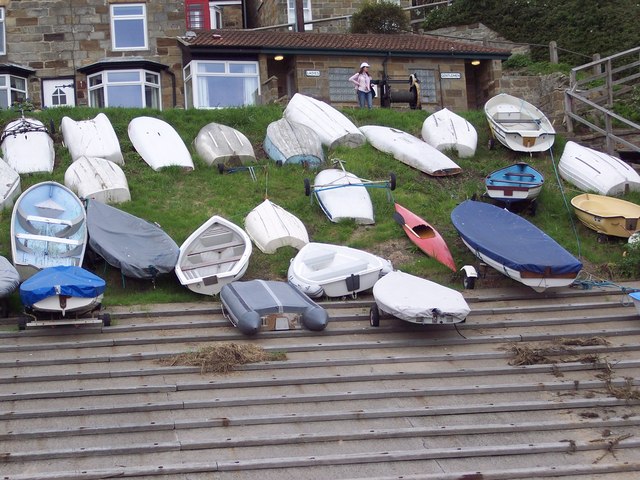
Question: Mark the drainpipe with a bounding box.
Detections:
[295,0,304,32]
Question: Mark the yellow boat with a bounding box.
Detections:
[571,193,640,238]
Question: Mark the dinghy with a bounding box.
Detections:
[64,156,131,204]
[11,181,87,281]
[1,116,54,174]
[0,255,20,317]
[369,271,470,327]
[220,279,328,335]
[484,93,555,153]
[61,113,124,164]
[86,199,180,281]
[283,93,365,149]
[193,122,256,168]
[244,199,309,254]
[558,141,640,196]
[421,108,478,158]
[264,118,324,167]
[485,162,544,207]
[360,125,461,177]
[451,200,582,292]
[0,160,21,211]
[175,215,252,296]
[393,203,456,271]
[571,193,640,238]
[18,266,108,329]
[288,242,393,298]
[306,163,375,224]
[128,116,194,171]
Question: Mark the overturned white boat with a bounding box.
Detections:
[64,156,131,204]
[128,116,194,171]
[244,199,309,254]
[421,108,478,158]
[61,113,124,165]
[194,122,256,168]
[1,117,54,174]
[0,159,21,211]
[264,117,324,167]
[288,242,392,298]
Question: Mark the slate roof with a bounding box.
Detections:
[178,29,511,59]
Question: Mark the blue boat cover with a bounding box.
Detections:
[451,200,582,275]
[20,266,106,307]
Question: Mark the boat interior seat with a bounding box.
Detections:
[17,207,85,238]
[305,259,369,282]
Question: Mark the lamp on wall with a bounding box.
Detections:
[471,60,481,66]
[274,55,284,61]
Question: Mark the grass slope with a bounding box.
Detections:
[0,105,637,310]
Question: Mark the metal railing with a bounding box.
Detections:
[564,46,640,155]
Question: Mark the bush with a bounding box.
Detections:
[350,1,410,34]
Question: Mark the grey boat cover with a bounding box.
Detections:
[86,199,179,280]
[220,279,329,335]
[0,255,20,298]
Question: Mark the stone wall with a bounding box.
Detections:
[1,0,186,108]
[425,22,529,56]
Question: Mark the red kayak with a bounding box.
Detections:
[394,203,456,272]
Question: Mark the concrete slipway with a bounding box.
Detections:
[1,281,640,480]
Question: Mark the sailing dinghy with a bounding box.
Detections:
[61,113,124,164]
[264,117,324,167]
[421,108,478,158]
[194,122,256,168]
[244,199,309,254]
[64,156,131,204]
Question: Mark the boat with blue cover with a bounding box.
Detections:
[451,200,582,292]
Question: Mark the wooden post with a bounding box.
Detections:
[549,41,558,64]
[592,53,601,76]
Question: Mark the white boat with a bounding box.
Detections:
[370,270,470,326]
[175,215,252,296]
[0,117,54,174]
[284,93,365,149]
[421,108,478,158]
[11,181,88,281]
[559,141,640,196]
[264,117,324,167]
[244,199,309,254]
[360,125,461,176]
[128,116,194,171]
[193,122,256,168]
[61,113,124,165]
[288,242,392,298]
[0,255,20,317]
[64,156,131,204]
[484,93,556,153]
[308,165,375,224]
[0,160,21,211]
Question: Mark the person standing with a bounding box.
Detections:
[349,62,373,109]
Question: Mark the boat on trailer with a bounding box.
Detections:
[571,193,640,239]
[450,200,582,292]
[484,93,555,153]
[485,162,544,207]
[175,215,252,296]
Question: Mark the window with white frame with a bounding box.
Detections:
[185,60,259,109]
[0,74,27,109]
[110,4,148,51]
[287,0,312,31]
[87,70,160,108]
[0,9,6,55]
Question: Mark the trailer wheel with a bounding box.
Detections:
[217,163,225,174]
[389,172,397,191]
[304,178,311,196]
[100,313,111,327]
[463,273,476,290]
[369,304,380,327]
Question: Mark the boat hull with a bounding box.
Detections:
[571,193,640,238]
[244,199,309,254]
[64,156,131,204]
[313,168,375,224]
[559,141,640,196]
[175,215,252,296]
[484,93,555,153]
[360,125,461,176]
[421,108,478,158]
[0,160,21,211]
[61,113,124,165]
[194,122,256,167]
[11,181,88,281]
[128,117,194,171]
[451,200,582,292]
[264,118,324,166]
[288,242,392,298]
[1,118,54,174]
[485,162,544,204]
[394,203,456,271]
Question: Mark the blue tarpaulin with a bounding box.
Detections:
[20,266,106,307]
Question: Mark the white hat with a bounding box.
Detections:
[360,62,370,68]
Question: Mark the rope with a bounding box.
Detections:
[549,148,582,258]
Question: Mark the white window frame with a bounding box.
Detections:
[184,60,260,109]
[0,74,28,109]
[110,3,148,51]
[287,0,312,31]
[0,9,6,55]
[210,1,241,29]
[86,69,161,109]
